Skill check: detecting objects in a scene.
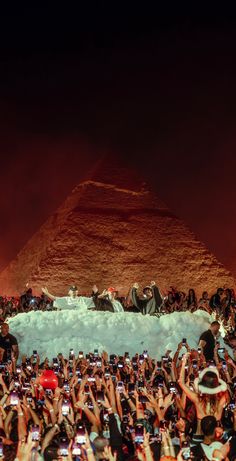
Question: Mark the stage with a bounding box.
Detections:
[7,309,226,360]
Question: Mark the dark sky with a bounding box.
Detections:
[1,5,236,274]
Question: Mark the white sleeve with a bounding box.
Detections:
[53,297,69,309]
[79,296,95,309]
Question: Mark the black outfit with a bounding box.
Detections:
[0,333,18,362]
[130,285,163,315]
[92,292,115,312]
[209,293,222,311]
[199,329,215,361]
[108,413,123,461]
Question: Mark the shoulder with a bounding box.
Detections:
[8,334,18,344]
[200,330,210,339]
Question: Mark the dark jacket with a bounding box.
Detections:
[131,285,163,315]
[92,292,114,312]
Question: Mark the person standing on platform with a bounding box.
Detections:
[41,285,94,311]
[130,281,163,315]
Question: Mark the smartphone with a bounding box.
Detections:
[26,394,33,404]
[169,382,177,393]
[63,381,70,392]
[0,442,3,457]
[143,350,148,358]
[128,382,135,394]
[103,410,109,422]
[72,443,81,455]
[123,415,129,425]
[78,351,84,359]
[96,390,105,402]
[228,403,236,410]
[218,348,225,353]
[45,388,53,396]
[222,361,227,371]
[139,354,144,363]
[84,384,90,394]
[154,427,162,442]
[33,350,37,356]
[117,361,124,368]
[76,426,86,444]
[62,400,70,416]
[59,442,69,457]
[182,446,191,460]
[31,424,40,441]
[159,419,167,430]
[197,347,201,354]
[117,381,124,392]
[133,364,138,372]
[182,338,187,345]
[138,394,149,403]
[192,359,198,369]
[69,349,74,356]
[10,391,19,406]
[94,349,99,357]
[135,425,144,443]
[16,366,21,374]
[162,356,168,363]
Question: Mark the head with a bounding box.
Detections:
[1,323,9,337]
[68,286,78,298]
[107,287,117,300]
[201,415,218,440]
[210,321,220,336]
[202,291,209,300]
[93,436,109,459]
[143,286,153,299]
[217,288,224,297]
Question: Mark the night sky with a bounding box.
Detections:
[1,5,236,275]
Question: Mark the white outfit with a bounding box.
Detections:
[53,296,94,311]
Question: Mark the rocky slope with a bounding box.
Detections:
[0,162,234,296]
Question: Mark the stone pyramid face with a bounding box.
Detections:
[0,160,234,296]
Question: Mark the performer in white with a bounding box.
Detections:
[41,285,94,311]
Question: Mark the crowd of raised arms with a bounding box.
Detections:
[0,284,236,459]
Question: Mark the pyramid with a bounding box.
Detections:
[0,159,234,296]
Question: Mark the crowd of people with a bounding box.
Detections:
[0,283,235,319]
[0,321,234,460]
[0,282,235,459]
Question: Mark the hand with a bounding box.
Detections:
[133,282,139,289]
[103,446,117,461]
[92,285,98,294]
[42,287,49,295]
[150,281,156,287]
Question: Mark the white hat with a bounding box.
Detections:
[194,367,227,395]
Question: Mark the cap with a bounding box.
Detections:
[143,286,152,293]
[107,287,117,293]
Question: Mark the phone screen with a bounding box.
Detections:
[76,427,86,444]
[135,425,144,443]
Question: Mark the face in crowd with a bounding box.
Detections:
[143,288,153,299]
[68,288,78,298]
[1,323,9,337]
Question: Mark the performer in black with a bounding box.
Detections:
[130,281,163,315]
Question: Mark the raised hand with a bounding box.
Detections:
[133,282,139,289]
